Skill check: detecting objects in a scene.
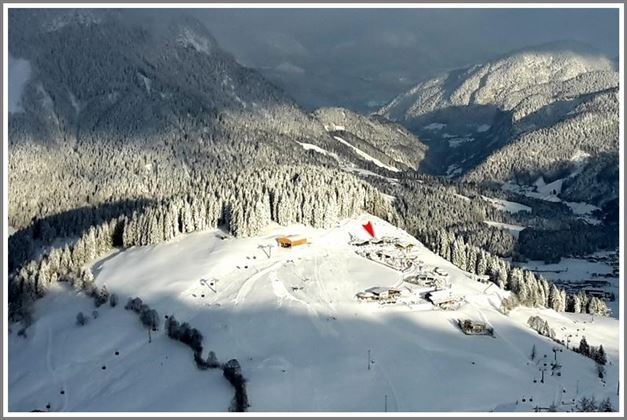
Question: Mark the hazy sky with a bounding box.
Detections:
[198,8,619,111]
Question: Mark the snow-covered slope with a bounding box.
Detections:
[314,107,427,170]
[377,43,619,207]
[9,215,619,412]
[379,43,616,123]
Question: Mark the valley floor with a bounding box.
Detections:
[8,215,620,412]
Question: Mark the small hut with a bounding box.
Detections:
[458,319,494,336]
[276,235,308,248]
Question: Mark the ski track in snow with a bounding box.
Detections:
[233,261,283,306]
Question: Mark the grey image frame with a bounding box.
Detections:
[1,1,624,418]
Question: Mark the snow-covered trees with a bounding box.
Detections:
[223,359,249,412]
[94,286,110,307]
[527,316,555,339]
[165,315,204,354]
[8,162,398,323]
[598,397,614,412]
[578,336,590,356]
[577,396,599,412]
[575,337,608,367]
[76,312,87,326]
[125,297,144,313]
[124,296,160,331]
[139,307,160,331]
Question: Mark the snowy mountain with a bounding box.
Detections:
[7,9,415,231]
[377,43,619,206]
[7,11,620,414]
[379,42,615,123]
[9,214,619,412]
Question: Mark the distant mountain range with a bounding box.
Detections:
[377,42,619,206]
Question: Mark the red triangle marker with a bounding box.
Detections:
[362,221,375,238]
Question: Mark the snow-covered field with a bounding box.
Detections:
[482,195,531,214]
[484,221,526,238]
[502,164,602,225]
[8,215,620,412]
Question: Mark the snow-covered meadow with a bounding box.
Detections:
[8,215,620,412]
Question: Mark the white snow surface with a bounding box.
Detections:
[484,221,526,238]
[502,179,601,224]
[9,215,619,412]
[448,136,475,148]
[8,56,31,113]
[482,196,532,214]
[295,141,340,162]
[333,136,400,173]
[423,122,447,131]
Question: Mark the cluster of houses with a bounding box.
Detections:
[352,237,418,272]
[552,278,615,301]
[351,235,464,309]
[585,251,619,277]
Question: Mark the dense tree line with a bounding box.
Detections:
[527,316,555,339]
[166,314,248,411]
[575,396,614,412]
[8,164,394,323]
[517,222,619,262]
[575,336,607,366]
[386,178,609,316]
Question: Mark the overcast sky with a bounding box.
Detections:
[197,8,619,111]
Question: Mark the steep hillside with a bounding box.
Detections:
[377,43,619,206]
[379,42,615,123]
[7,10,411,231]
[314,107,427,170]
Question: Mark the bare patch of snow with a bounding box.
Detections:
[423,122,446,131]
[481,196,531,214]
[275,62,305,75]
[177,28,213,55]
[448,136,475,148]
[333,136,400,173]
[446,164,462,178]
[295,141,340,162]
[484,221,525,238]
[8,56,31,114]
[139,74,152,95]
[68,91,81,115]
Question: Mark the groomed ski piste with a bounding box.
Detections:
[8,214,620,412]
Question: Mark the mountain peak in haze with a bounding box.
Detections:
[378,41,616,124]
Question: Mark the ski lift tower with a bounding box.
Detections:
[258,244,273,259]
